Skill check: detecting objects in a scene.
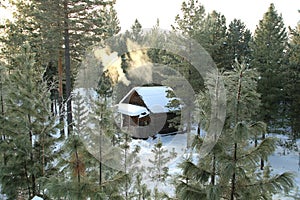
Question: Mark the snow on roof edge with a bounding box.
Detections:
[117,103,150,116]
[119,86,181,114]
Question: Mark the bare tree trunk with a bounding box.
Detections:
[230,143,237,200]
[125,133,129,200]
[99,128,102,185]
[58,51,65,138]
[63,0,73,136]
[28,114,36,197]
[211,153,216,185]
[261,133,265,170]
[0,73,7,166]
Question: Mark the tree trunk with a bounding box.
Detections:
[261,133,265,170]
[28,114,36,197]
[197,122,201,136]
[231,69,242,200]
[211,153,216,185]
[125,133,129,200]
[230,143,237,200]
[0,74,7,165]
[63,0,73,136]
[99,129,102,185]
[186,110,191,148]
[58,51,65,138]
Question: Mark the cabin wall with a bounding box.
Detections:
[122,114,151,126]
[122,91,147,107]
[121,111,181,138]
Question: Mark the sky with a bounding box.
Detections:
[0,0,299,33]
[115,0,300,33]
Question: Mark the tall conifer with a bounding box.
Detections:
[251,3,288,169]
[251,3,288,129]
[176,61,294,200]
[0,44,60,199]
[285,22,300,139]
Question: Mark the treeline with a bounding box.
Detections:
[0,0,299,199]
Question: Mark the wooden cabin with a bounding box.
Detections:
[116,86,181,139]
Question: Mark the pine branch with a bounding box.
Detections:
[237,137,276,165]
[176,181,207,200]
[180,160,210,183]
[241,172,294,195]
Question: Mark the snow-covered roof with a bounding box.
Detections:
[119,86,181,114]
[117,103,150,117]
[32,196,43,200]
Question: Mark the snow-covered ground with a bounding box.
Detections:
[1,129,299,199]
[130,129,300,199]
[269,134,300,199]
[0,186,6,200]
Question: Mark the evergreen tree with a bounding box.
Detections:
[148,138,176,183]
[251,3,288,169]
[85,93,121,185]
[111,19,144,103]
[224,19,252,70]
[130,19,143,42]
[0,44,60,199]
[200,10,227,69]
[95,69,119,185]
[172,0,206,92]
[285,22,300,139]
[174,1,228,70]
[132,173,151,200]
[35,0,120,135]
[173,1,227,139]
[3,0,121,136]
[176,68,224,199]
[173,0,206,38]
[1,1,42,67]
[176,61,294,200]
[119,132,142,200]
[44,92,112,199]
[251,3,288,130]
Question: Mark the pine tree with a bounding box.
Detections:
[44,92,110,199]
[148,138,176,183]
[95,70,119,185]
[172,0,207,92]
[1,1,42,68]
[84,93,121,184]
[173,0,206,38]
[222,62,293,200]
[0,44,60,199]
[285,22,300,139]
[119,132,142,200]
[200,10,227,69]
[251,3,288,130]
[176,68,224,199]
[174,1,228,70]
[224,19,252,70]
[176,61,294,200]
[76,73,127,199]
[173,1,227,139]
[133,173,151,200]
[152,187,171,200]
[251,3,288,169]
[130,19,143,42]
[4,0,121,136]
[36,0,120,135]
